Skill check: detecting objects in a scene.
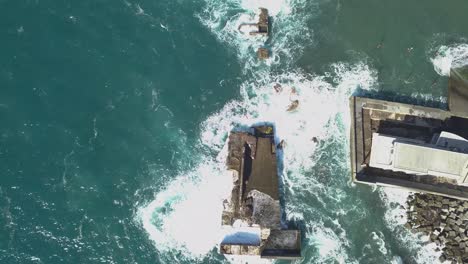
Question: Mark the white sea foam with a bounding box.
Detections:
[137,161,234,257]
[306,220,354,264]
[379,188,440,263]
[409,92,447,105]
[309,226,342,259]
[137,62,377,261]
[197,0,314,69]
[240,0,291,16]
[431,43,468,76]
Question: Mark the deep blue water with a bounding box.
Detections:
[1,0,468,263]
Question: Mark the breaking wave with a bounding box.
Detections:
[136,1,447,263]
[197,0,314,70]
[137,62,377,261]
[379,188,440,264]
[430,43,468,76]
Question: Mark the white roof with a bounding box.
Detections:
[370,132,468,185]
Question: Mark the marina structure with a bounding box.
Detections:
[350,66,468,199]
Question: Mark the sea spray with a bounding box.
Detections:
[197,0,314,70]
[431,44,468,76]
[138,62,377,261]
[138,161,234,258]
[137,0,440,262]
[307,221,351,264]
[378,188,440,263]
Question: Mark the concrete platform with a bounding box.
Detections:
[350,66,468,199]
[449,67,468,118]
[220,126,301,259]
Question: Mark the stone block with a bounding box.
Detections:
[247,246,260,255]
[439,254,447,262]
[257,48,269,60]
[221,245,231,254]
[261,228,270,240]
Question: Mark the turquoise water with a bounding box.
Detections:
[1,0,468,263]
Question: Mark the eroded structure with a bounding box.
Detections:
[220,126,301,259]
[350,66,468,199]
[238,8,269,36]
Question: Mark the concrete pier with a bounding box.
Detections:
[350,66,468,200]
[220,126,301,259]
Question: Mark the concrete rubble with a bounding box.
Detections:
[257,48,269,59]
[237,8,270,60]
[237,8,269,36]
[405,193,468,263]
[220,126,301,259]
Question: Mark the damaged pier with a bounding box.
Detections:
[238,8,269,36]
[220,126,301,259]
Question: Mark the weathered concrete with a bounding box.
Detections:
[449,66,468,118]
[238,8,269,36]
[257,48,269,59]
[220,126,301,259]
[352,67,468,263]
[349,95,468,200]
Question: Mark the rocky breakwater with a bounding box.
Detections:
[405,193,468,263]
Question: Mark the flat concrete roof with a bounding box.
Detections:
[394,142,468,177]
[349,96,468,200]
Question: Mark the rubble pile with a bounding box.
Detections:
[406,193,468,263]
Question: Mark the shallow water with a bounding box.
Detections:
[1,0,468,263]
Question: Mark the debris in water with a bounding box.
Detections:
[287,100,299,112]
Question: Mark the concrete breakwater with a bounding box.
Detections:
[406,193,468,263]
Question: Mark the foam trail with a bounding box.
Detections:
[137,62,377,261]
[431,43,468,76]
[138,160,234,257]
[197,0,314,69]
[240,0,291,16]
[379,188,440,263]
[308,224,349,263]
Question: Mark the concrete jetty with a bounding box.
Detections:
[220,126,301,259]
[238,8,269,36]
[350,66,468,200]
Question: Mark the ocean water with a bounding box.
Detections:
[1,0,468,263]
